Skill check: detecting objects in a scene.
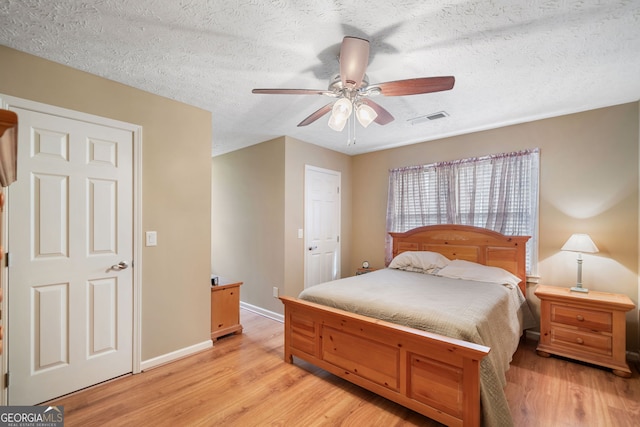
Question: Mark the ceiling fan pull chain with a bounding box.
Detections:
[346,113,357,146]
[352,112,357,145]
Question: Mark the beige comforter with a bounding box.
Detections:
[298,268,535,427]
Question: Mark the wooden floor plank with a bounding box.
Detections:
[47,309,639,426]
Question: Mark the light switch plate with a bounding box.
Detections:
[145,231,157,247]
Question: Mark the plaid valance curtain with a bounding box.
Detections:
[386,148,540,274]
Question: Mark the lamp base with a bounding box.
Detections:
[570,286,589,293]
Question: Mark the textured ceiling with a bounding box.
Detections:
[1,1,640,156]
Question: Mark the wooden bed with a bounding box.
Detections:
[280,225,530,427]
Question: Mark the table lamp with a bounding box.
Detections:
[561,233,599,293]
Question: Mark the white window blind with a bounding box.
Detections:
[386,149,539,274]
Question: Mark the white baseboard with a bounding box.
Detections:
[240,301,284,323]
[525,330,540,341]
[140,340,213,371]
[140,304,281,372]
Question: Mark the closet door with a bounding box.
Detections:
[8,106,134,405]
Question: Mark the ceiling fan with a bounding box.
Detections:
[252,36,455,132]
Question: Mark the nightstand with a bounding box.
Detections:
[210,277,243,341]
[535,284,635,377]
[356,268,376,275]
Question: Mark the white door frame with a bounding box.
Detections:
[0,95,143,405]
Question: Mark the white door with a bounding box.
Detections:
[7,107,134,405]
[304,166,340,288]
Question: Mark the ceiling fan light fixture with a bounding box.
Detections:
[355,103,378,128]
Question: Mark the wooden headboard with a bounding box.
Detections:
[389,224,530,295]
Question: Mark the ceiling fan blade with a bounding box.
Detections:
[361,99,394,125]
[252,88,334,95]
[340,36,370,89]
[297,103,334,127]
[374,76,455,96]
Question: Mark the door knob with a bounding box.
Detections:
[111,261,129,270]
[308,245,318,251]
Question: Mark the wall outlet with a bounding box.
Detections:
[273,286,279,298]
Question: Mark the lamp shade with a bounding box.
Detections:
[327,113,348,131]
[561,234,599,253]
[331,98,352,121]
[328,98,352,131]
[355,103,377,128]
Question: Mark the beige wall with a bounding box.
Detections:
[0,46,213,361]
[211,102,639,351]
[211,136,352,314]
[211,137,286,314]
[284,136,353,299]
[351,102,640,350]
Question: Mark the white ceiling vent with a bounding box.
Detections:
[408,111,449,125]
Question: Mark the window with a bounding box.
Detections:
[386,149,539,274]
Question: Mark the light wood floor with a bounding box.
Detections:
[48,309,640,426]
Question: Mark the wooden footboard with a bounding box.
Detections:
[281,296,490,427]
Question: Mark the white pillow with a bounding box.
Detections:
[388,251,450,273]
[436,259,521,287]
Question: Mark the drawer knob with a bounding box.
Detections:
[576,315,585,321]
[576,337,584,345]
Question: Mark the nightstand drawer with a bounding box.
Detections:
[550,304,612,332]
[550,326,612,356]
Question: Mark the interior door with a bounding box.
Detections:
[7,106,134,405]
[304,166,341,288]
